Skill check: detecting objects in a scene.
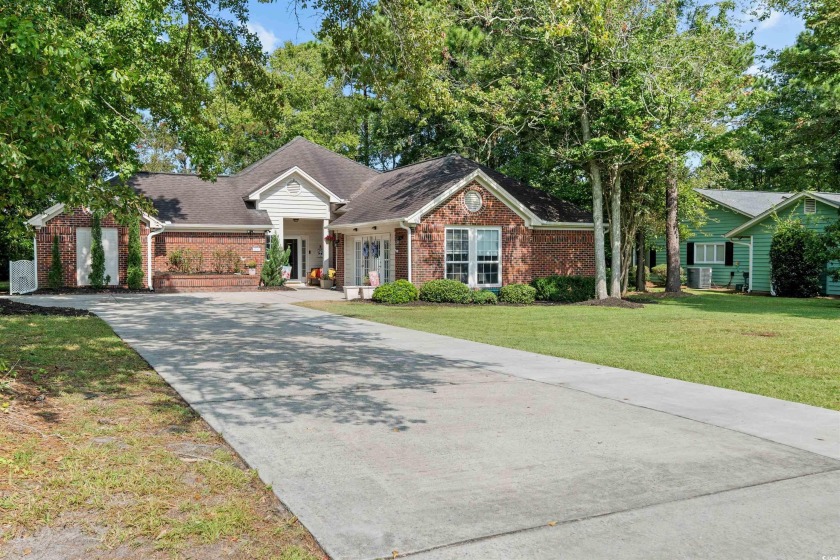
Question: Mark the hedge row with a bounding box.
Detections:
[372,275,597,305]
[530,275,595,303]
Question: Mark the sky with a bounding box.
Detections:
[245,1,806,67]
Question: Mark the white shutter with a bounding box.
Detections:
[75,227,118,286]
[76,228,92,286]
[102,228,119,285]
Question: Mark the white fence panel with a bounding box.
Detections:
[10,260,37,294]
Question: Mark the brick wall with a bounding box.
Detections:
[334,233,346,288]
[152,231,266,275]
[409,182,595,286]
[36,207,149,288]
[394,228,409,282]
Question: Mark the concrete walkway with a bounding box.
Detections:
[11,292,840,559]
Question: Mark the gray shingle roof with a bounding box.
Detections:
[232,136,379,199]
[128,173,272,226]
[695,189,794,217]
[816,192,840,205]
[331,155,592,226]
[123,139,590,228]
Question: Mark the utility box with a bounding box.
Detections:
[687,267,712,289]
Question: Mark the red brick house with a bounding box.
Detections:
[26,137,594,292]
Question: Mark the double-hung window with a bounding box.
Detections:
[445,227,501,287]
[694,243,725,264]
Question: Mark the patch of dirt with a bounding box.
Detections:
[0,299,92,317]
[5,524,101,560]
[743,331,779,338]
[572,297,645,309]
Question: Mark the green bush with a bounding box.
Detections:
[261,233,291,287]
[372,280,419,304]
[126,220,144,289]
[419,279,472,303]
[499,283,536,304]
[89,214,107,288]
[211,246,241,274]
[650,264,686,286]
[770,218,826,297]
[168,248,204,274]
[531,275,595,303]
[470,290,498,305]
[48,234,63,289]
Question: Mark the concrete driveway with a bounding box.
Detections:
[13,292,840,559]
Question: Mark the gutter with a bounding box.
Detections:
[147,225,165,291]
[399,221,412,283]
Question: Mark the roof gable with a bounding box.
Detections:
[726,191,840,237]
[695,189,794,218]
[331,155,592,227]
[233,137,378,200]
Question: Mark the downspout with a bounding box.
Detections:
[33,235,38,292]
[147,225,165,291]
[399,221,412,283]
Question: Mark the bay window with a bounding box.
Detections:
[445,227,502,287]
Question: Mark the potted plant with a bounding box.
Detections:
[363,275,371,286]
[246,260,257,276]
[320,267,335,289]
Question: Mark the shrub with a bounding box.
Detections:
[168,248,204,274]
[499,283,536,304]
[531,275,595,303]
[470,290,498,305]
[261,233,291,287]
[650,264,686,286]
[126,220,143,289]
[211,247,241,274]
[372,280,419,304]
[419,279,472,303]
[89,214,106,288]
[48,234,63,289]
[770,218,826,297]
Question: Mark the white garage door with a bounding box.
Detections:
[76,227,119,286]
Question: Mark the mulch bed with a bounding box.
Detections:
[0,299,93,317]
[257,285,297,291]
[34,287,149,295]
[572,297,644,309]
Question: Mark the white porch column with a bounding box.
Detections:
[275,218,284,249]
[322,219,330,280]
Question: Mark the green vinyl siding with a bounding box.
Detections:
[681,203,751,287]
[737,198,840,294]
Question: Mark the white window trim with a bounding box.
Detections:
[445,226,503,288]
[694,242,726,265]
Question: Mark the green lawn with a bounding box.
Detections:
[0,281,8,294]
[0,308,324,559]
[302,291,840,410]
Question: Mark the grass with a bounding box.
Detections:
[0,281,8,294]
[301,291,840,410]
[0,311,325,559]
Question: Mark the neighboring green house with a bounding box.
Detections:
[677,189,840,295]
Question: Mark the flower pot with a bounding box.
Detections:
[320,279,334,289]
[248,268,256,276]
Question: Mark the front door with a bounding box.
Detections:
[284,239,299,280]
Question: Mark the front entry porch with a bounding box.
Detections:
[270,218,334,285]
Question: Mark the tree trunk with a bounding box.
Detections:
[580,111,608,299]
[665,159,681,293]
[609,166,621,298]
[635,227,646,292]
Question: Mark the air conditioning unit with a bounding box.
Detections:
[687,267,712,289]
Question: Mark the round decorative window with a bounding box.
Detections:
[286,180,302,196]
[464,190,483,213]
